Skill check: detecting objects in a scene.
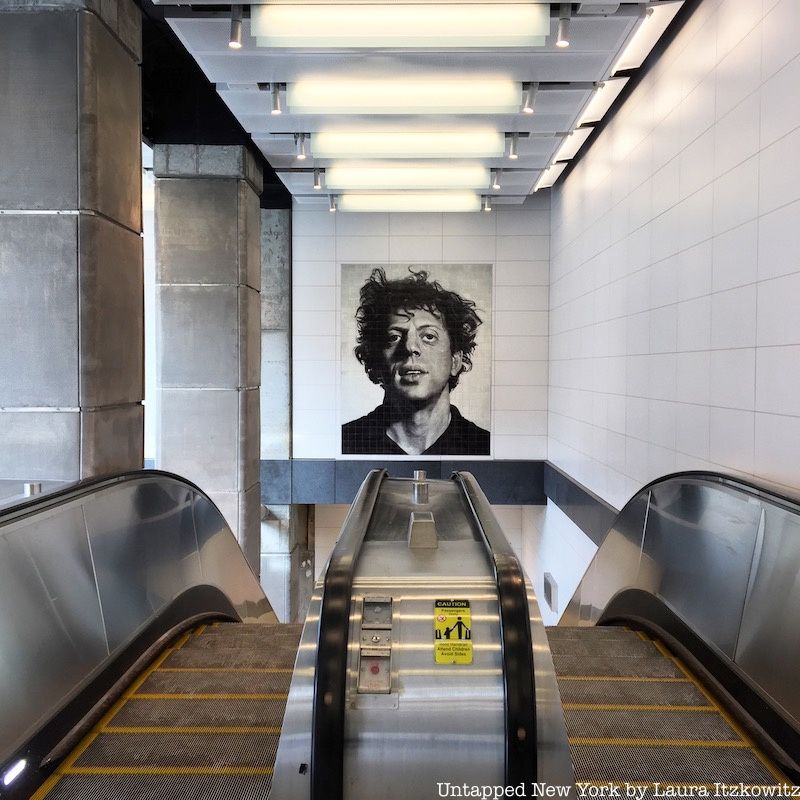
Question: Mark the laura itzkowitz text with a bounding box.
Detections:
[436,784,796,799]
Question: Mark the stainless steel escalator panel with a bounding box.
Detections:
[638,482,761,659]
[736,504,800,726]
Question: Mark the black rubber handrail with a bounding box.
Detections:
[454,471,537,785]
[311,468,386,800]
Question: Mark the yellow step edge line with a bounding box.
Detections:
[635,630,650,642]
[194,624,208,638]
[131,693,288,700]
[155,668,294,674]
[558,676,690,683]
[64,766,273,776]
[563,703,713,712]
[648,636,790,784]
[171,630,194,652]
[102,726,282,734]
[569,737,750,748]
[30,630,192,800]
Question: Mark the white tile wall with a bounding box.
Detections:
[549,0,800,508]
[292,199,550,460]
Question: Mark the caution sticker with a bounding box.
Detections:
[434,599,473,665]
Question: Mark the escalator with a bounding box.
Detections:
[2,468,799,799]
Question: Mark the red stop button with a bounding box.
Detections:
[370,662,381,675]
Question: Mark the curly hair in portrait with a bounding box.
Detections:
[354,267,483,390]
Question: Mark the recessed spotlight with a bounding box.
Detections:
[556,2,571,48]
[508,133,519,160]
[271,83,282,115]
[229,4,243,49]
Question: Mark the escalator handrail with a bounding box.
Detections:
[311,468,386,800]
[454,471,538,785]
[0,469,213,527]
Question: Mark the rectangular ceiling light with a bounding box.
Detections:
[325,163,491,190]
[338,192,481,212]
[251,4,548,48]
[613,1,683,73]
[577,77,629,126]
[311,129,506,159]
[288,78,521,115]
[554,126,594,162]
[534,161,567,191]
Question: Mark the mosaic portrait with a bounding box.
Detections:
[341,263,492,456]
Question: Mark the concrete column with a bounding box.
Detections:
[0,1,144,485]
[154,144,262,572]
[259,207,313,620]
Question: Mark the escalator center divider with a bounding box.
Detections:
[454,472,538,786]
[310,469,387,800]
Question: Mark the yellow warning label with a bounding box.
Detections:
[434,599,472,665]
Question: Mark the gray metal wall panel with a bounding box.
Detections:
[0,13,78,209]
[78,215,144,406]
[80,404,143,476]
[155,178,239,284]
[159,389,239,492]
[0,411,80,481]
[736,505,800,725]
[241,180,261,291]
[639,482,760,658]
[158,285,239,388]
[240,387,260,491]
[240,481,262,573]
[79,11,141,231]
[260,331,291,460]
[241,286,261,388]
[0,215,79,406]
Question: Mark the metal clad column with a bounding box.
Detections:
[0,1,144,484]
[154,144,263,572]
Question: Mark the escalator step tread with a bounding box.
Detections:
[570,744,780,784]
[162,644,299,670]
[548,637,661,658]
[546,626,640,640]
[139,670,293,695]
[72,732,279,769]
[553,654,684,678]
[558,679,709,706]
[564,708,740,741]
[110,697,289,728]
[44,775,273,800]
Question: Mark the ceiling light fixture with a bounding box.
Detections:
[508,133,519,160]
[554,127,594,162]
[613,1,684,74]
[521,82,538,114]
[338,192,481,213]
[311,130,505,159]
[271,83,282,115]
[329,195,337,212]
[2,760,26,788]
[492,168,502,190]
[251,4,550,49]
[229,4,243,49]
[313,168,322,190]
[287,77,522,115]
[534,161,568,191]
[556,2,571,48]
[482,195,492,212]
[577,77,629,125]
[324,163,490,191]
[296,133,308,160]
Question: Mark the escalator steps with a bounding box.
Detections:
[71,731,280,769]
[44,775,274,800]
[553,654,684,678]
[110,698,290,728]
[548,626,789,790]
[570,744,779,784]
[558,678,709,706]
[139,669,293,695]
[563,708,741,741]
[38,622,301,800]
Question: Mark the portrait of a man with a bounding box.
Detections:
[341,266,491,456]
